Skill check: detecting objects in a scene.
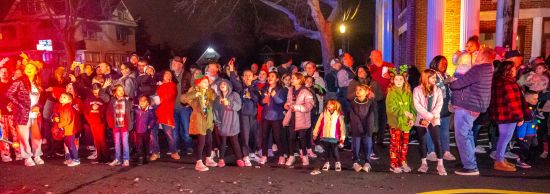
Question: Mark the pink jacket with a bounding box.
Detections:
[412,86,443,127]
[283,87,315,130]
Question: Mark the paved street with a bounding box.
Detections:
[1,144,549,194]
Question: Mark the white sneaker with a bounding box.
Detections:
[272,144,278,152]
[437,165,447,176]
[353,163,362,172]
[285,156,295,166]
[390,166,403,173]
[322,162,330,171]
[301,156,309,166]
[259,156,267,165]
[109,160,121,166]
[24,158,36,167]
[205,157,217,167]
[122,160,130,167]
[475,145,487,154]
[277,156,286,165]
[426,152,437,162]
[443,152,456,161]
[335,162,342,172]
[67,160,80,167]
[243,157,252,167]
[418,163,428,173]
[307,149,317,158]
[34,156,44,165]
[540,152,548,159]
[362,163,371,173]
[314,144,325,153]
[195,160,209,172]
[1,155,12,162]
[401,163,412,173]
[505,152,519,159]
[63,159,72,165]
[87,151,98,160]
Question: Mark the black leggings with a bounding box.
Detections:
[322,141,340,162]
[417,124,442,159]
[288,129,307,156]
[220,135,243,160]
[194,130,213,161]
[262,119,282,157]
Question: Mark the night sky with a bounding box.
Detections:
[124,0,375,66]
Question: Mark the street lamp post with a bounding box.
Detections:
[339,23,346,54]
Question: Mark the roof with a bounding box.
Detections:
[1,0,125,22]
[0,0,16,21]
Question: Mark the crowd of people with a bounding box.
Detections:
[1,35,549,176]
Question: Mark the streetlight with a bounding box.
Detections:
[206,47,215,53]
[339,24,346,54]
[339,24,346,34]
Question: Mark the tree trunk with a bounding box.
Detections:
[319,22,335,74]
[63,27,77,66]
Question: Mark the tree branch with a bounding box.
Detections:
[260,0,320,40]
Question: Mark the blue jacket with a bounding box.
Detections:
[236,81,261,116]
[259,84,288,121]
[134,106,156,134]
[449,63,494,113]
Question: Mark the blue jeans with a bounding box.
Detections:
[175,106,192,149]
[352,135,373,164]
[472,123,482,146]
[150,124,178,154]
[495,123,517,162]
[454,108,479,170]
[113,131,129,161]
[64,135,79,162]
[426,116,451,153]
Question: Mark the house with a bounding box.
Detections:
[374,0,550,74]
[0,0,137,69]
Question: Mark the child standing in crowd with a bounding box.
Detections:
[102,84,134,167]
[259,71,288,165]
[516,90,539,169]
[283,73,315,167]
[0,65,19,162]
[349,84,377,172]
[452,35,480,79]
[134,96,156,165]
[153,70,179,161]
[181,75,217,171]
[238,70,260,166]
[413,69,447,176]
[386,68,415,173]
[55,93,80,167]
[214,79,245,167]
[311,100,345,174]
[84,83,108,163]
[305,75,324,158]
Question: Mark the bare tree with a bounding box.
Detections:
[174,0,341,72]
[44,0,89,64]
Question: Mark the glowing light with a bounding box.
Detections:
[339,24,346,34]
[12,142,19,149]
[206,47,215,53]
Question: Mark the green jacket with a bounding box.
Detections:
[386,88,416,132]
[181,86,216,135]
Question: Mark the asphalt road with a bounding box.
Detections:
[1,145,549,194]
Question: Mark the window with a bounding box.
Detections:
[0,26,16,40]
[21,0,42,15]
[82,23,102,40]
[116,26,129,42]
[84,52,101,63]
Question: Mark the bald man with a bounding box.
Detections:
[368,50,395,147]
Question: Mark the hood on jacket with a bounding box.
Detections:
[217,78,234,97]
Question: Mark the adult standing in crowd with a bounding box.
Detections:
[151,70,180,161]
[368,50,394,147]
[489,61,527,172]
[336,53,355,114]
[277,56,296,77]
[450,47,495,176]
[6,59,44,167]
[425,56,456,161]
[171,56,194,155]
[136,59,156,99]
[98,62,121,81]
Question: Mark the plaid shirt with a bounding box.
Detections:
[114,100,126,128]
[489,77,526,124]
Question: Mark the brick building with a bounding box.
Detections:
[375,0,550,74]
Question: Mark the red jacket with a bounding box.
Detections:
[57,103,76,136]
[156,82,177,127]
[489,77,528,124]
